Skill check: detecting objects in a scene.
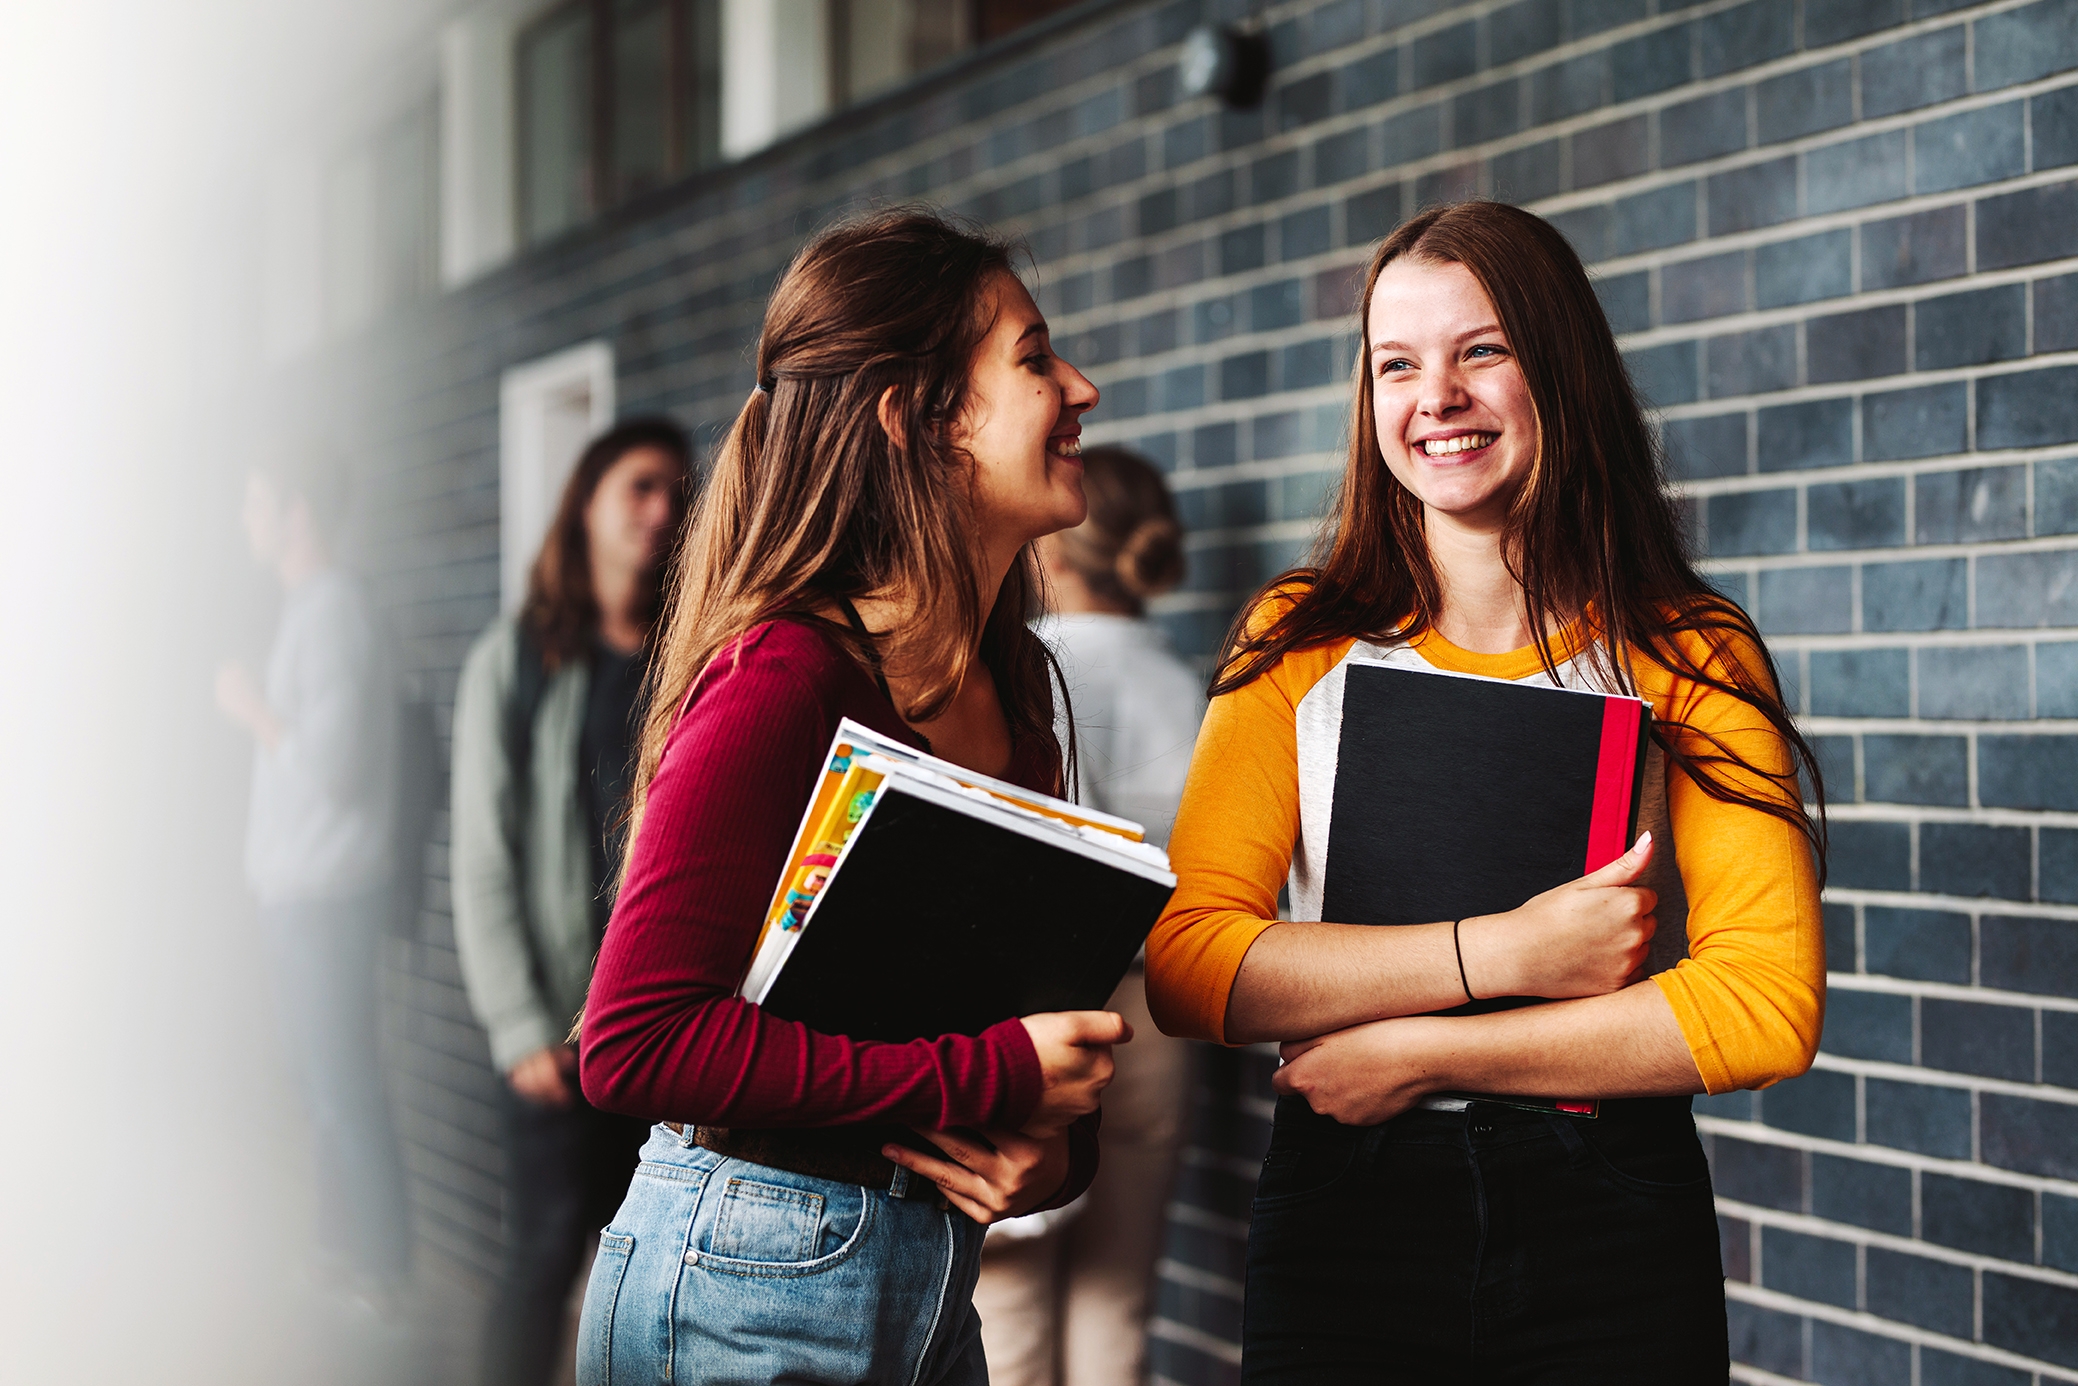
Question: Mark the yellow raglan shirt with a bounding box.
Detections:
[1144,598,1825,1095]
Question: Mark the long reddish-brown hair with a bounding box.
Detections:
[627,207,1066,833]
[1214,201,1826,873]
[520,416,692,670]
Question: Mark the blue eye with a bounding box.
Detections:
[1468,344,1502,358]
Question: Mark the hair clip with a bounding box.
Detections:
[757,375,778,393]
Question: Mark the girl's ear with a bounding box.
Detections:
[876,385,907,451]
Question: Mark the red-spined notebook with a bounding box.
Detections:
[1321,659,1653,1118]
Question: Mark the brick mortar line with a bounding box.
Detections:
[1827,973,2078,1015]
[1183,519,1323,548]
[1162,453,1347,487]
[1768,629,2078,649]
[1648,344,2078,420]
[1066,319,1365,383]
[1670,445,2078,497]
[1728,1366,1807,1386]
[1154,1255,1245,1299]
[1712,1198,2078,1291]
[1803,716,2078,734]
[1163,1199,1251,1239]
[1621,252,2078,351]
[1697,1114,2078,1197]
[1819,805,2078,833]
[1698,532,2078,565]
[1146,1315,1245,1365]
[1809,1052,2078,1107]
[1722,1280,2078,1380]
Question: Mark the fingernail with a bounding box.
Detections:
[1635,830,1652,851]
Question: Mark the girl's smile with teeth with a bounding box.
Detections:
[1048,435,1083,458]
[1418,432,1496,457]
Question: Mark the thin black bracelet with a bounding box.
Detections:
[1453,918,1476,1003]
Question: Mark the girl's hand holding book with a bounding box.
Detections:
[1020,1009,1132,1134]
[878,1010,1131,1222]
[1458,832,1659,1002]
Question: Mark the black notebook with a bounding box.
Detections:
[1322,660,1652,1012]
[746,733,1177,1043]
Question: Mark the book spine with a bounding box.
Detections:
[1585,699,1645,873]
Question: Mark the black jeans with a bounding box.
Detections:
[1243,1094,1727,1384]
[480,1087,649,1386]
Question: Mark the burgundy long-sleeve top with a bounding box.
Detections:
[581,617,1095,1203]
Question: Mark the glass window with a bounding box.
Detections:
[518,4,594,243]
[972,0,1082,44]
[680,0,722,171]
[612,0,672,199]
[832,0,971,104]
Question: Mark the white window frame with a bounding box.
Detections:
[498,340,616,611]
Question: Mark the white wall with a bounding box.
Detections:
[440,3,519,287]
[721,0,831,160]
[499,341,617,610]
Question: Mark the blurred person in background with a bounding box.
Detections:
[450,416,691,1386]
[215,443,413,1302]
[973,446,1203,1386]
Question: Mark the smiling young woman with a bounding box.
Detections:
[572,208,1127,1386]
[1144,201,1828,1381]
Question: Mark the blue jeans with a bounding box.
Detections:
[577,1124,989,1386]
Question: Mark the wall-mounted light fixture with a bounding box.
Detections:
[1178,24,1269,109]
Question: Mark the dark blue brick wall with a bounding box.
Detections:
[300,0,2078,1376]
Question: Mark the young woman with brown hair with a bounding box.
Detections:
[451,416,689,1386]
[573,208,1127,1385]
[1145,201,1828,1381]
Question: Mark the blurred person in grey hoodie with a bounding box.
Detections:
[973,446,1203,1386]
[215,444,412,1296]
[450,417,688,1386]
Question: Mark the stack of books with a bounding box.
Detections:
[740,720,1176,1043]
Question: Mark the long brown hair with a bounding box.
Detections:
[1052,446,1187,616]
[629,207,1066,832]
[1214,201,1826,874]
[519,416,692,670]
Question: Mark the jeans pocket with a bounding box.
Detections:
[576,1231,635,1386]
[1252,1137,1359,1209]
[697,1175,872,1275]
[1574,1118,1713,1196]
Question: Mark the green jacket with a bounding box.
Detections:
[450,614,600,1070]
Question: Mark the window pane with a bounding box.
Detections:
[846,0,909,101]
[681,0,721,170]
[834,0,969,106]
[519,5,592,243]
[973,0,1081,43]
[905,0,969,72]
[613,0,670,199]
